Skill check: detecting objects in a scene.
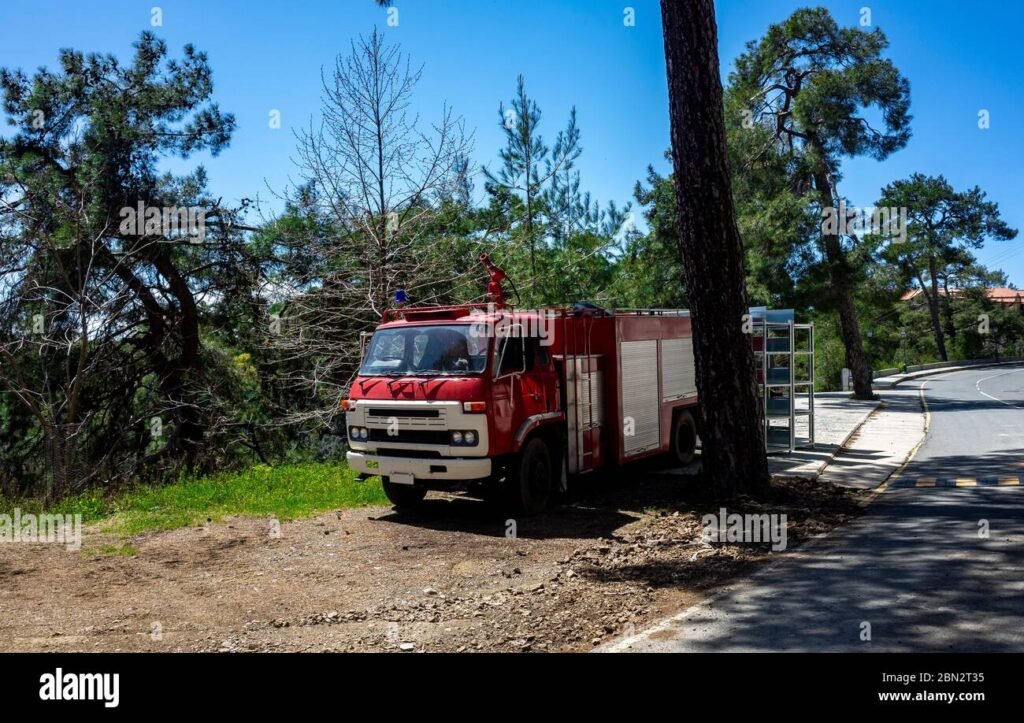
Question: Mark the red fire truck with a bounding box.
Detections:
[343,257,700,514]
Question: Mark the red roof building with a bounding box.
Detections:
[900,287,1022,305]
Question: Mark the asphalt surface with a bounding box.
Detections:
[896,365,1024,485]
[607,364,1024,652]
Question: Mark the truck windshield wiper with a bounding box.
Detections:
[417,370,479,376]
[370,369,476,377]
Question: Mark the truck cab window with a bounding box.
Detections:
[360,325,487,376]
[497,336,526,376]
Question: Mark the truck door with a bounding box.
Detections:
[491,333,552,455]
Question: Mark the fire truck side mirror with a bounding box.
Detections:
[359,331,374,361]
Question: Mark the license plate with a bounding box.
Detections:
[389,472,415,485]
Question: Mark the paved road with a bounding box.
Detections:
[895,365,1024,486]
[607,365,1024,652]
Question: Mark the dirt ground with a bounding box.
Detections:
[0,472,866,652]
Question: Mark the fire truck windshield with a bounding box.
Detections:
[359,324,489,376]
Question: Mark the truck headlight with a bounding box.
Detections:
[450,430,477,446]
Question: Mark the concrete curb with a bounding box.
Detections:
[876,359,1024,389]
[833,400,885,453]
[773,399,882,481]
[861,385,930,507]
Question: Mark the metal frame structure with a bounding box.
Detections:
[752,309,815,454]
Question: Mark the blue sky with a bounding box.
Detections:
[1,0,1021,284]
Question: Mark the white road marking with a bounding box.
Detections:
[975,368,1024,409]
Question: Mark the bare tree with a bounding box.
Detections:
[264,29,474,425]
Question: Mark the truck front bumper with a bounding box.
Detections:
[347,452,492,484]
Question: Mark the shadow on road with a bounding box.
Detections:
[615,483,1024,652]
[902,448,1024,481]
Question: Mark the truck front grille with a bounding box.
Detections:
[364,406,448,429]
[367,429,450,445]
[367,407,439,418]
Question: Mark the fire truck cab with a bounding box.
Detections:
[344,301,700,514]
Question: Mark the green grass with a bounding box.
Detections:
[3,463,387,538]
[2,487,113,524]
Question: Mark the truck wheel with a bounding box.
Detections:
[508,437,553,516]
[670,410,698,466]
[382,477,427,509]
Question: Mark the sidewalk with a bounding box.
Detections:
[768,388,925,490]
[818,387,925,490]
[676,383,927,486]
[767,392,880,479]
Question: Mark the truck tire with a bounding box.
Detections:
[670,410,698,466]
[382,477,427,509]
[507,437,554,516]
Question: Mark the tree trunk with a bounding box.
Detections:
[812,169,874,399]
[834,284,874,395]
[928,257,949,361]
[151,252,205,469]
[941,275,957,349]
[660,0,769,497]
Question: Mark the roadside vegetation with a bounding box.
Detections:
[0,7,1019,504]
[3,464,385,537]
